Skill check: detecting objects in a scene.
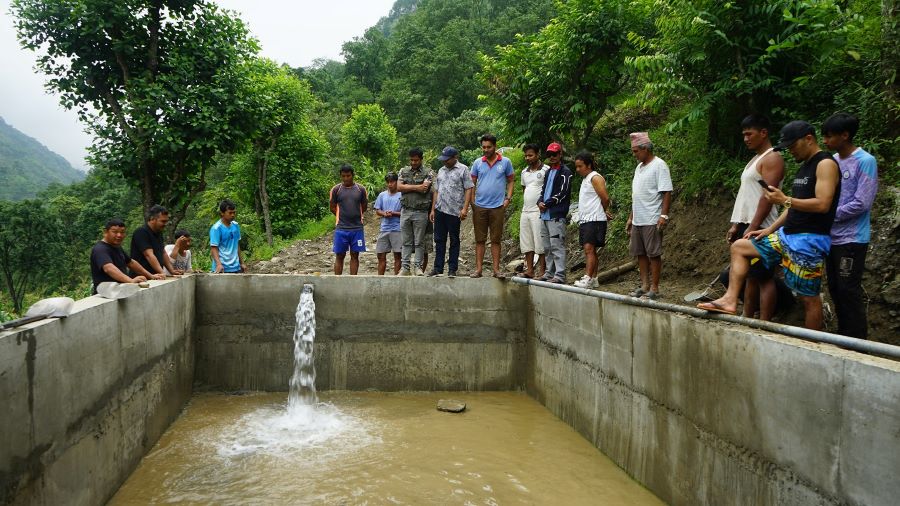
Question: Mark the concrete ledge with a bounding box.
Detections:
[194,275,527,391]
[525,285,900,506]
[0,278,194,506]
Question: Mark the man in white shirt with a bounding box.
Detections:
[164,230,193,275]
[517,143,548,278]
[626,132,673,300]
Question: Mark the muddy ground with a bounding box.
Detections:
[252,188,900,346]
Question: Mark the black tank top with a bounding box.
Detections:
[783,151,840,235]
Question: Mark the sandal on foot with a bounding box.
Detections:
[629,287,647,297]
[697,301,737,315]
[469,271,483,278]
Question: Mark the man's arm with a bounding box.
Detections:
[766,158,839,213]
[329,187,338,215]
[748,153,786,231]
[657,191,672,230]
[210,246,223,273]
[835,156,878,220]
[747,208,789,239]
[161,251,182,275]
[502,176,514,208]
[546,169,572,206]
[125,259,158,280]
[590,175,611,216]
[141,248,166,275]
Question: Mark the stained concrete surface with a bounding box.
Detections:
[1,274,898,506]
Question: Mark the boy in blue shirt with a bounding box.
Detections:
[210,199,245,273]
[374,172,403,275]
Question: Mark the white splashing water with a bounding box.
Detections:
[288,284,317,410]
[214,285,378,459]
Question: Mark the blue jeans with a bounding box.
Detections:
[433,210,461,274]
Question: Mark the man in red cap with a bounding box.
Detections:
[537,142,573,283]
[626,132,672,299]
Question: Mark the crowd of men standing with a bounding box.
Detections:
[87,113,877,340]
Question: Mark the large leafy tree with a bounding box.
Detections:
[480,0,651,148]
[243,61,317,245]
[341,104,399,188]
[0,200,60,313]
[12,0,258,227]
[625,0,863,151]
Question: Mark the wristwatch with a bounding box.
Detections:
[660,214,669,220]
[784,198,792,209]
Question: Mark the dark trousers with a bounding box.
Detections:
[825,242,868,339]
[433,210,461,274]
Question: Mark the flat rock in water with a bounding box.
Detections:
[437,399,466,413]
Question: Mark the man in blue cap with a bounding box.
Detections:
[699,120,840,331]
[428,146,473,277]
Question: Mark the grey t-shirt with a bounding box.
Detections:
[330,183,368,230]
[435,162,473,216]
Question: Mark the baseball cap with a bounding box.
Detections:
[437,146,459,161]
[546,142,562,154]
[773,120,815,151]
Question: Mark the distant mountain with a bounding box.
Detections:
[0,117,84,200]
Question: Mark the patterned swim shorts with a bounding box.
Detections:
[751,230,830,297]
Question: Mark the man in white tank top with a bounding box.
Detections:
[573,152,611,288]
[726,114,785,320]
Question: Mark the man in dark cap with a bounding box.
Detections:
[699,120,840,331]
[428,146,473,277]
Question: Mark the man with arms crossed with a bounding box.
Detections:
[398,148,435,276]
[428,146,474,277]
[330,164,368,275]
[726,114,785,320]
[210,199,246,273]
[518,143,548,279]
[822,112,878,338]
[626,132,673,300]
[700,121,841,330]
[91,218,160,294]
[470,134,514,279]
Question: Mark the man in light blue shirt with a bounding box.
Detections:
[469,133,514,278]
[210,199,244,273]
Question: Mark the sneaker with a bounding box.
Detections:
[574,275,598,289]
[400,269,413,277]
[427,270,442,277]
[448,271,457,278]
[416,268,426,276]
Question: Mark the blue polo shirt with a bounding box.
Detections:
[471,154,514,208]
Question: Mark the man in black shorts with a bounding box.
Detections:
[91,218,160,294]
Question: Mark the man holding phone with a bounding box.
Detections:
[398,148,435,276]
[724,114,785,320]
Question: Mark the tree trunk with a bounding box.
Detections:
[141,159,155,218]
[258,156,274,246]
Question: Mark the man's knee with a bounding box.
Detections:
[799,295,821,308]
[349,252,360,259]
[731,238,759,258]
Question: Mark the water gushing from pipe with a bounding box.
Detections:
[288,284,317,412]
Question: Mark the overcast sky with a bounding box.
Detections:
[0,0,394,170]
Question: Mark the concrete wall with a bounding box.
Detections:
[194,275,527,391]
[525,285,900,506]
[0,278,194,506]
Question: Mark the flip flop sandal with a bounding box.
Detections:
[629,287,647,297]
[696,301,737,315]
[469,271,483,278]
[493,272,506,280]
[515,273,533,279]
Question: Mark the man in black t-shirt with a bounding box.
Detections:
[130,205,183,277]
[91,218,160,294]
[699,121,840,330]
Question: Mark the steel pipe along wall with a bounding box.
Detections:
[1,275,898,505]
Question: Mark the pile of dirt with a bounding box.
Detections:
[250,188,899,345]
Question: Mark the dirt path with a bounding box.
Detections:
[251,191,900,346]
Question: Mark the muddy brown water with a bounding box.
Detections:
[110,391,662,505]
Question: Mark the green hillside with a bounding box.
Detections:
[0,117,84,200]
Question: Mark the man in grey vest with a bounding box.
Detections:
[398,147,435,275]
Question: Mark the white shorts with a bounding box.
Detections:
[519,211,545,254]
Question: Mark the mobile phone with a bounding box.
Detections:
[757,180,770,190]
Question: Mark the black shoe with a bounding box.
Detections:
[427,270,442,277]
[448,271,457,278]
